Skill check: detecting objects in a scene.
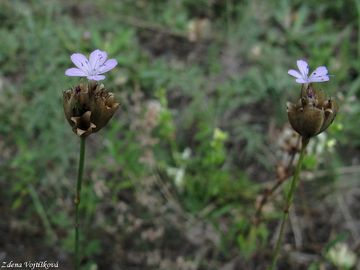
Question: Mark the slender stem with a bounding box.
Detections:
[75,137,86,270]
[254,137,301,224]
[356,0,360,59]
[269,138,308,270]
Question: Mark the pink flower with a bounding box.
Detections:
[65,49,117,81]
[288,59,329,84]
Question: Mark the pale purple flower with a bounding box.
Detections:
[288,59,329,84]
[65,49,117,81]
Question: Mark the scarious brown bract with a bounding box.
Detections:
[63,81,119,137]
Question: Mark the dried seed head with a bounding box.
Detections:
[287,84,338,140]
[63,81,119,137]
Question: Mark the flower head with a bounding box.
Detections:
[287,84,337,139]
[65,49,117,81]
[63,81,119,137]
[288,60,329,84]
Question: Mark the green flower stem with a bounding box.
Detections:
[75,137,86,270]
[269,137,309,270]
[356,0,360,58]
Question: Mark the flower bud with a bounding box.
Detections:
[287,84,338,140]
[63,81,119,137]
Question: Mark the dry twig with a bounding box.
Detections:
[253,138,300,225]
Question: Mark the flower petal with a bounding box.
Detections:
[71,53,90,73]
[98,59,117,74]
[308,75,330,83]
[288,69,303,79]
[309,66,328,77]
[65,68,87,77]
[89,49,108,70]
[297,59,309,79]
[87,75,106,81]
[296,78,308,84]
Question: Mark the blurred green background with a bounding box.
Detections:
[1,0,360,269]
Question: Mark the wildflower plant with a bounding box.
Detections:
[63,49,119,269]
[270,59,338,269]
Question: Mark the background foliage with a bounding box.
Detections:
[1,0,360,269]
